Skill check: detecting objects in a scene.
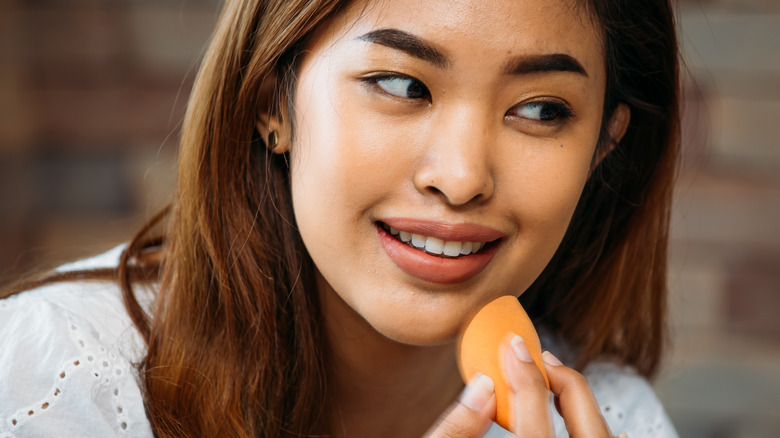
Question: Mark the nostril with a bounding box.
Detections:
[425,185,444,196]
[428,187,485,206]
[413,158,495,206]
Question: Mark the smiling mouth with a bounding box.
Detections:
[378,222,496,258]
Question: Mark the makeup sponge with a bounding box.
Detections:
[457,295,549,430]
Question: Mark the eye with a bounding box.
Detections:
[510,101,574,122]
[372,75,430,99]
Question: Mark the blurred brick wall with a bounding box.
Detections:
[1,0,779,437]
[658,1,780,437]
[0,0,218,281]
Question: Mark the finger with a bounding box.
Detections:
[424,373,496,438]
[542,351,612,437]
[504,335,553,437]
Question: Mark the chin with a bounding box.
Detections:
[364,307,464,347]
[377,326,460,347]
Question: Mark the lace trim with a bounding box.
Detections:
[1,311,135,435]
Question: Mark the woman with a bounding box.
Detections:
[1,0,679,436]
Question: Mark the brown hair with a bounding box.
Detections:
[521,0,680,377]
[4,0,679,436]
[131,2,347,436]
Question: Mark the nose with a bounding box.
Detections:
[412,107,495,206]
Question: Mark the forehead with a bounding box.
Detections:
[310,0,604,79]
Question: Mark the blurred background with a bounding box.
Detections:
[0,0,778,436]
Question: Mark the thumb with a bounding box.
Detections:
[424,373,496,438]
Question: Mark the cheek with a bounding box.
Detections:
[488,142,594,295]
[526,155,590,223]
[291,102,387,219]
[503,137,597,246]
[291,88,419,220]
[289,70,406,269]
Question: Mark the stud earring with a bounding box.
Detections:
[267,130,279,150]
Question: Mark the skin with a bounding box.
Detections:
[271,0,630,435]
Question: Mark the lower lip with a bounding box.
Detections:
[377,225,500,284]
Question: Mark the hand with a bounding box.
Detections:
[424,336,620,437]
[423,372,496,438]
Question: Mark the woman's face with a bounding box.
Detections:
[290,0,606,345]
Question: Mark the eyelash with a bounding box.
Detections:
[360,73,575,124]
[361,73,431,101]
[507,100,575,124]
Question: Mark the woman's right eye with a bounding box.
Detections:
[371,75,430,100]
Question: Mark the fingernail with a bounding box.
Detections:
[618,433,628,438]
[510,335,534,363]
[459,373,494,411]
[542,350,563,366]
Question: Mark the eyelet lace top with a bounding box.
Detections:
[485,362,679,438]
[0,246,151,437]
[1,246,678,437]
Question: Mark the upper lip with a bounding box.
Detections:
[380,217,506,242]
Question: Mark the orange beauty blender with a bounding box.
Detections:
[456,295,549,430]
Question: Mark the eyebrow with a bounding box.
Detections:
[502,54,588,77]
[357,28,450,68]
[357,28,588,77]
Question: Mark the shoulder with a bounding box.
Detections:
[0,246,153,437]
[582,361,679,438]
[484,361,679,438]
[536,330,679,437]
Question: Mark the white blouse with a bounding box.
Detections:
[0,246,678,437]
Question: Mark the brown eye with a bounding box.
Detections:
[374,76,430,99]
[511,101,573,122]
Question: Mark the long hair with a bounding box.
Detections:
[521,0,680,377]
[3,0,679,436]
[131,1,351,436]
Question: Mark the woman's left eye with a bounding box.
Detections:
[371,75,430,99]
[509,101,574,122]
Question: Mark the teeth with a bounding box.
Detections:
[425,237,444,255]
[443,241,462,257]
[411,234,426,249]
[383,223,491,257]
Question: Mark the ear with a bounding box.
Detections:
[608,103,631,144]
[256,113,291,154]
[255,74,292,154]
[592,103,631,169]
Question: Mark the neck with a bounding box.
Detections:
[318,277,463,438]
